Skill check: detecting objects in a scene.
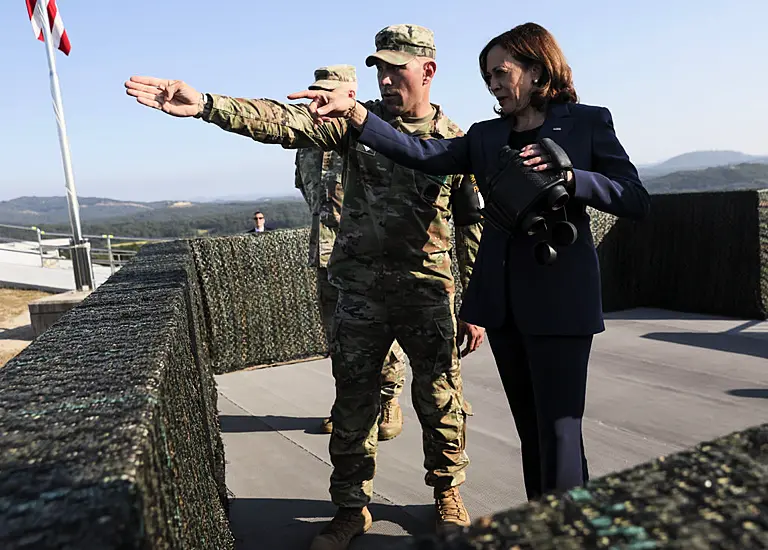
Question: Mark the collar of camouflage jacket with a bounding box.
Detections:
[365,99,464,140]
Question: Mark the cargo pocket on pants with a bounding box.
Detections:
[432,315,456,374]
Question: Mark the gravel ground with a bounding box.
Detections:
[0,288,50,368]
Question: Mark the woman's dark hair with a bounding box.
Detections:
[479,22,578,115]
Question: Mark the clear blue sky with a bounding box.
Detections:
[1,0,765,202]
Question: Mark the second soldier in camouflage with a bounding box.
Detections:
[294,64,407,439]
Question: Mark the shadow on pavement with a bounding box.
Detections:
[726,388,768,399]
[641,331,768,361]
[220,415,329,435]
[228,497,433,550]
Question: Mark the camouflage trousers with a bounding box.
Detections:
[328,287,471,508]
[317,268,406,400]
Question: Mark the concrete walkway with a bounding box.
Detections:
[216,308,768,550]
[0,247,113,292]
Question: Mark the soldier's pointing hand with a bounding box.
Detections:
[125,76,205,118]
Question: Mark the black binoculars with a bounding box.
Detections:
[482,138,577,265]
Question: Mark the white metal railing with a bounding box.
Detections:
[0,223,172,274]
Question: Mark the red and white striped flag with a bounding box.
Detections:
[25,0,71,56]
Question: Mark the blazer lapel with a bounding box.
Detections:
[536,103,573,144]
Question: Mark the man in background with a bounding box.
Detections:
[294,65,407,439]
[245,210,268,233]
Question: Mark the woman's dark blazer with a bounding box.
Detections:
[354,102,650,335]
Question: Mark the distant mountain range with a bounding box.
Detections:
[643,162,768,194]
[0,194,313,240]
[0,195,304,227]
[0,196,186,225]
[1,151,766,232]
[639,150,768,179]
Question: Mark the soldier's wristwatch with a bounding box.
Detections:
[194,93,213,119]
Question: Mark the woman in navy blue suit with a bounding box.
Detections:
[292,22,650,500]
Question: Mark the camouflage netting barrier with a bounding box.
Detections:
[758,190,768,316]
[402,422,768,550]
[190,228,467,374]
[0,241,233,550]
[590,189,768,318]
[189,229,328,374]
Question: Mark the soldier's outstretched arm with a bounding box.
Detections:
[124,76,346,151]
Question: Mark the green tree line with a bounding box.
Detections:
[0,200,311,242]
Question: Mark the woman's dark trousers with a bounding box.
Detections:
[487,320,592,500]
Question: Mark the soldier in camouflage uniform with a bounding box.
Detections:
[125,23,485,550]
[294,65,408,439]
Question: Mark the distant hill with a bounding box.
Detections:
[0,196,310,239]
[644,162,768,194]
[640,150,768,179]
[3,160,768,240]
[188,193,302,203]
[0,196,165,225]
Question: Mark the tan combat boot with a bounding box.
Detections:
[378,398,403,441]
[310,506,372,550]
[435,487,471,529]
[319,416,333,434]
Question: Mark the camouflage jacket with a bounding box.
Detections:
[203,96,483,299]
[294,148,344,268]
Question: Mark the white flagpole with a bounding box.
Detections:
[36,0,93,289]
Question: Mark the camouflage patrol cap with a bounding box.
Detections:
[309,64,357,91]
[365,24,436,67]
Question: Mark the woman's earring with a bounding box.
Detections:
[532,79,539,86]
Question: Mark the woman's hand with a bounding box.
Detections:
[519,144,574,181]
[287,88,367,127]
